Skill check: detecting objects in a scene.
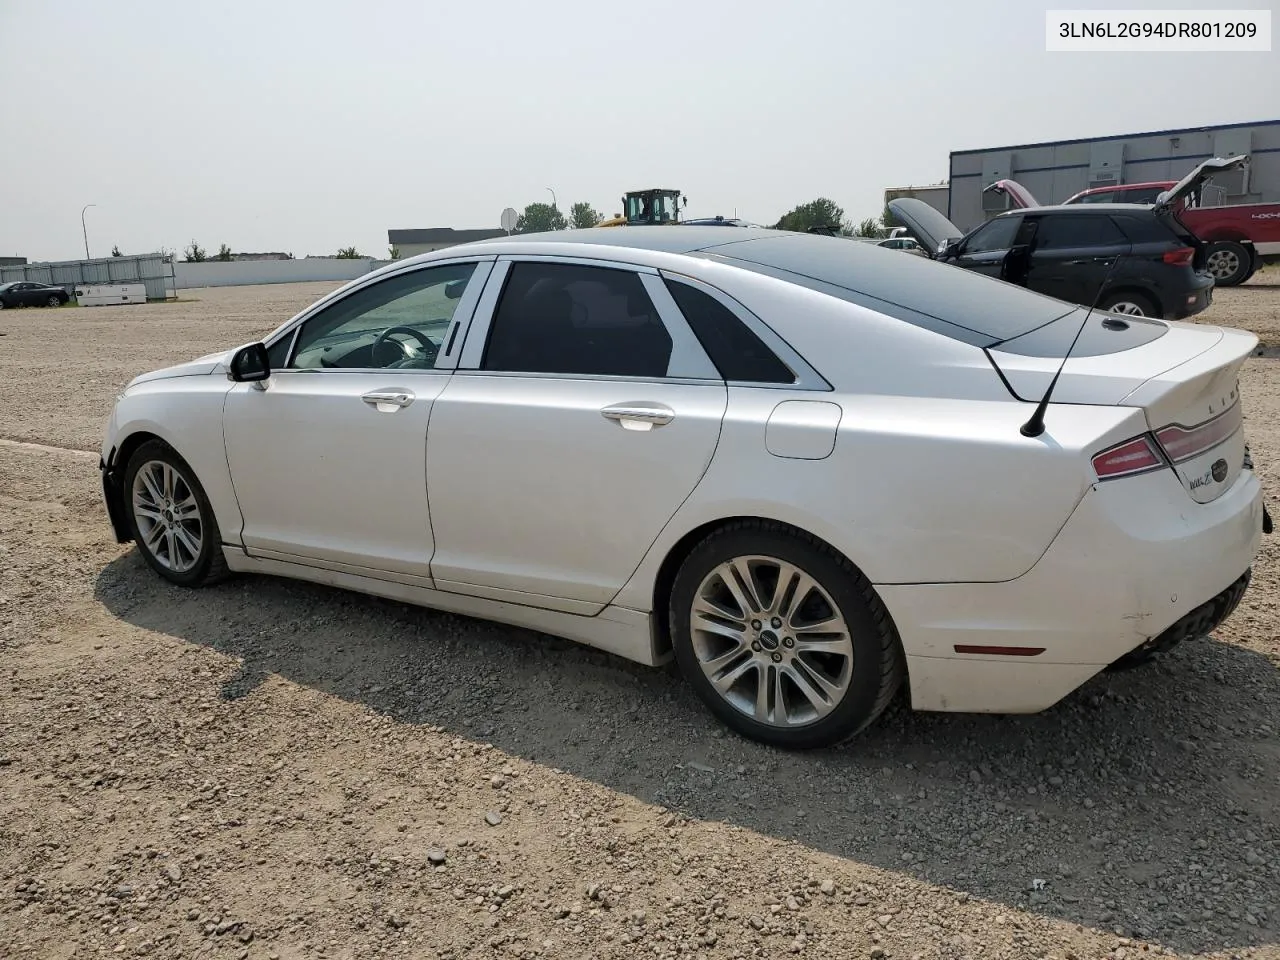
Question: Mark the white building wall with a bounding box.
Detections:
[174,258,392,289]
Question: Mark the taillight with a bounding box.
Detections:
[1154,402,1242,463]
[1162,247,1194,266]
[1092,435,1166,480]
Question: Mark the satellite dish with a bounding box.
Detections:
[500,207,518,233]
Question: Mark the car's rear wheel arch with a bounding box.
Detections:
[1100,287,1161,317]
[661,517,906,747]
[650,516,887,657]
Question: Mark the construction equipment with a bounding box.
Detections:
[598,188,685,227]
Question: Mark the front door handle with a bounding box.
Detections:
[362,389,415,410]
[601,401,675,431]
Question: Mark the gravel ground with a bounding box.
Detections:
[1,273,1278,960]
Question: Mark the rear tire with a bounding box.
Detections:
[1204,241,1251,287]
[669,521,904,749]
[1099,291,1157,318]
[123,440,229,588]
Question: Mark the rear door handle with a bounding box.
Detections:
[362,389,415,409]
[601,401,675,431]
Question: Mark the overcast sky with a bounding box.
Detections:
[1,0,1275,261]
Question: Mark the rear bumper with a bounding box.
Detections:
[1167,274,1214,320]
[881,465,1264,714]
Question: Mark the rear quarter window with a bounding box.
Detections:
[663,278,795,384]
[1112,214,1182,245]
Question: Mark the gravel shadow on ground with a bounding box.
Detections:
[93,551,1280,955]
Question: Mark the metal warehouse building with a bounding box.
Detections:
[947,119,1280,232]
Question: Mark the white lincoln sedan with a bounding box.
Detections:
[100,227,1270,748]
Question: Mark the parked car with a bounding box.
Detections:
[0,281,70,309]
[99,226,1269,749]
[985,155,1280,287]
[890,178,1216,320]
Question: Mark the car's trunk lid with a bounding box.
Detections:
[990,319,1257,503]
[1154,154,1249,214]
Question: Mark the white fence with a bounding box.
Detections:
[1,254,173,301]
[174,258,392,289]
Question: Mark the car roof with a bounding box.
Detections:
[997,203,1156,217]
[1079,181,1174,191]
[444,225,1080,347]
[463,225,784,254]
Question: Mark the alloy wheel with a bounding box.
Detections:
[1206,248,1241,281]
[1107,301,1147,316]
[131,460,204,573]
[689,555,855,727]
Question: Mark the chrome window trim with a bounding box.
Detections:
[262,257,495,374]
[657,269,831,391]
[638,272,719,380]
[455,254,721,382]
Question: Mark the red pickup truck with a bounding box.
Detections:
[986,155,1279,287]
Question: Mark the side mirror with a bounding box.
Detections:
[228,342,271,382]
[939,239,960,259]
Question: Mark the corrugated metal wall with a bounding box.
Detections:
[0,254,173,301]
[948,120,1280,231]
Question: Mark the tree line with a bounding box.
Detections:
[509,197,893,236]
[156,195,891,265]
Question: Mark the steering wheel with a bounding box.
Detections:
[371,325,440,368]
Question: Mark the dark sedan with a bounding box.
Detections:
[0,281,71,309]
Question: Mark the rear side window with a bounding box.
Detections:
[1034,215,1127,249]
[1112,214,1182,245]
[482,262,673,378]
[663,278,794,384]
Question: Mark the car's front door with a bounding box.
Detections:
[425,257,728,613]
[221,257,494,583]
[1024,214,1130,307]
[953,215,1022,281]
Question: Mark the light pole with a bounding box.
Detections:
[546,187,557,210]
[81,204,97,260]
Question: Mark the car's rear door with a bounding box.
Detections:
[221,256,494,584]
[1024,213,1131,307]
[424,256,728,614]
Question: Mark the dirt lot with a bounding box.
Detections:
[2,275,1278,960]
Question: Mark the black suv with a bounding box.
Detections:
[888,197,1213,320]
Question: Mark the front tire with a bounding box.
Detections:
[1204,241,1251,287]
[123,440,229,587]
[669,521,904,749]
[46,295,62,308]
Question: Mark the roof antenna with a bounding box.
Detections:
[1020,242,1130,438]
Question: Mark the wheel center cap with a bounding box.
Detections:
[759,629,780,651]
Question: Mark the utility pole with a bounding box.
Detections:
[81,203,97,260]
